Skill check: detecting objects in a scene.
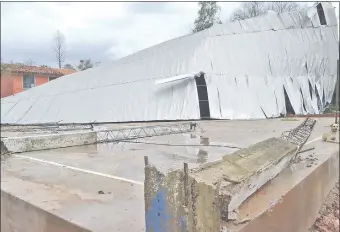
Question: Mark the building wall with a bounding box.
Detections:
[0,73,13,98]
[12,75,24,95]
[1,74,53,98]
[35,75,49,88]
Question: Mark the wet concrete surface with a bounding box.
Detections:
[1,118,337,232]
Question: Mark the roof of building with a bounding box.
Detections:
[0,2,338,124]
[0,64,76,77]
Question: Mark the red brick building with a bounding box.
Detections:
[1,64,75,98]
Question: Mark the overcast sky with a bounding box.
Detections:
[1,2,339,68]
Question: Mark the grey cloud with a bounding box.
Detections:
[1,39,115,68]
[66,40,116,65]
[1,2,251,69]
[127,2,173,14]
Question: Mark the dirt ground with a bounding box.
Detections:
[309,182,339,232]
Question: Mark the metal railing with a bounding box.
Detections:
[280,117,316,147]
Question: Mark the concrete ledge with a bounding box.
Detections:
[144,137,298,232]
[1,190,90,232]
[1,131,97,153]
[225,148,339,232]
[287,113,338,118]
[195,137,297,215]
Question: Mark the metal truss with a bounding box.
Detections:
[96,122,199,143]
[281,117,316,147]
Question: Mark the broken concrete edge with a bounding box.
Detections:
[190,138,297,216]
[1,140,9,155]
[286,113,338,118]
[1,140,12,161]
[1,131,97,153]
[1,189,91,232]
[225,149,340,232]
[226,151,296,214]
[144,137,298,232]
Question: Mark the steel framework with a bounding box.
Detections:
[96,122,200,143]
[280,117,316,147]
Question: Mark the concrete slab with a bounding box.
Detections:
[224,141,339,232]
[1,118,337,232]
[1,160,145,232]
[2,131,97,153]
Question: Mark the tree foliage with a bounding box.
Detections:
[53,30,66,69]
[63,63,76,70]
[230,1,306,21]
[230,2,266,21]
[267,1,303,14]
[77,59,94,71]
[193,2,222,33]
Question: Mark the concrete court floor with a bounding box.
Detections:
[1,118,337,232]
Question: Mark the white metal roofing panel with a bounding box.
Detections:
[1,3,337,124]
[1,102,17,122]
[267,12,286,31]
[4,99,37,123]
[321,2,338,26]
[17,96,55,124]
[279,11,296,29]
[239,18,259,33]
[155,72,199,85]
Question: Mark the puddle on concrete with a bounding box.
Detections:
[54,133,238,167]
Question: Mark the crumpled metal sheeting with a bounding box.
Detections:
[205,72,336,120]
[207,74,283,119]
[217,5,334,37]
[194,26,337,78]
[0,3,338,124]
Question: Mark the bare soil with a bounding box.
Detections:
[309,182,339,232]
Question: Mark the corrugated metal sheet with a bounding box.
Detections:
[1,2,338,124]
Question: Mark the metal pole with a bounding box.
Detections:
[336,59,339,124]
[183,163,189,208]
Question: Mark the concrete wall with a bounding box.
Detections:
[1,73,60,98]
[235,150,339,232]
[2,131,97,153]
[145,138,339,232]
[144,138,298,232]
[0,73,13,98]
[1,190,90,232]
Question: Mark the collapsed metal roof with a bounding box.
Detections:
[1,2,338,124]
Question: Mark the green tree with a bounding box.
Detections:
[63,63,76,70]
[193,2,222,33]
[77,59,93,71]
[76,59,101,71]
